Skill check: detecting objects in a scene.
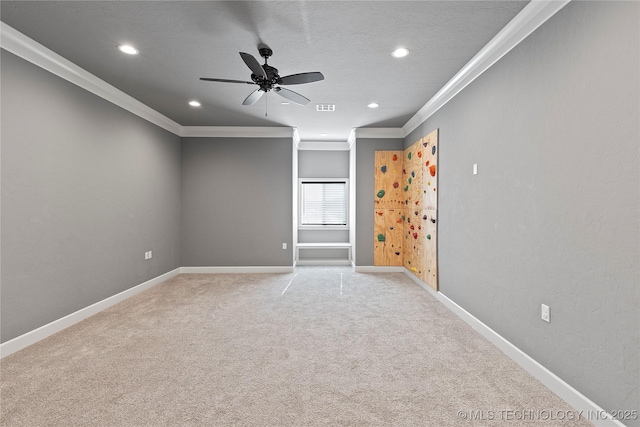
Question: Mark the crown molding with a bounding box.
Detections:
[1,21,183,136]
[402,0,571,137]
[3,0,570,142]
[180,126,293,138]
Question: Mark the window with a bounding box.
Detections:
[299,179,348,228]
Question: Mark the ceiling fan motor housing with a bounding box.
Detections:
[251,64,279,91]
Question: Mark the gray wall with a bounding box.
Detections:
[1,51,182,343]
[354,138,405,266]
[181,137,293,266]
[298,150,349,179]
[406,1,639,420]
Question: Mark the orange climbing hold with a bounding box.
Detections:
[429,164,437,177]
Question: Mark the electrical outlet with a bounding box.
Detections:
[541,304,550,323]
[282,243,287,250]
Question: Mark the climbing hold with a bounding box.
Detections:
[389,227,394,231]
[377,211,384,216]
[423,215,428,220]
[413,233,418,239]
[427,234,431,240]
[426,161,430,167]
[381,165,387,173]
[393,182,399,188]
[401,215,406,221]
[377,190,385,198]
[430,218,436,224]
[415,211,419,216]
[427,181,431,186]
[417,151,422,158]
[418,225,422,230]
[395,252,401,256]
[415,200,419,205]
[432,145,436,155]
[408,152,412,160]
[377,234,386,242]
[403,169,406,174]
[411,171,415,178]
[396,218,403,223]
[410,225,415,230]
[392,154,398,161]
[408,177,412,184]
[429,165,437,177]
[403,185,409,191]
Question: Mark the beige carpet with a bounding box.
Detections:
[1,267,593,426]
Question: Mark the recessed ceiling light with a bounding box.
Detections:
[118,44,139,55]
[368,102,380,109]
[189,100,201,107]
[281,101,290,105]
[391,47,409,58]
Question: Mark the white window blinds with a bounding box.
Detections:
[300,181,347,226]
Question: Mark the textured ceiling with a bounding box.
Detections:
[1,1,528,141]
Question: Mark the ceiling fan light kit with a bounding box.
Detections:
[200,45,324,106]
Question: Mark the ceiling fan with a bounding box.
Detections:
[200,45,324,106]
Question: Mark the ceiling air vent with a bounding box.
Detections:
[316,104,336,112]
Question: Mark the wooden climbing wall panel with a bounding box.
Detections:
[374,151,404,266]
[374,129,439,291]
[373,209,404,266]
[374,151,404,210]
[422,129,438,211]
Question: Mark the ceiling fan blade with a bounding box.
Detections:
[279,72,325,85]
[243,89,264,105]
[200,77,255,85]
[274,87,310,106]
[239,52,266,79]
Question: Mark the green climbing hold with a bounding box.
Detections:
[427,234,432,240]
[408,152,412,160]
[408,177,412,184]
[403,185,409,191]
[401,215,406,221]
[377,234,386,242]
[377,190,385,198]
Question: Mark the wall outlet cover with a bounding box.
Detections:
[541,304,550,323]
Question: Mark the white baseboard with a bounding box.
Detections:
[180,266,294,274]
[353,265,405,273]
[0,268,181,359]
[403,270,626,427]
[295,259,352,266]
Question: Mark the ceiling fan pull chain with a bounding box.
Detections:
[265,92,268,117]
